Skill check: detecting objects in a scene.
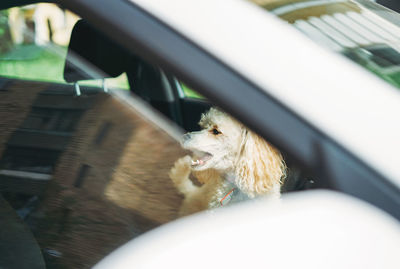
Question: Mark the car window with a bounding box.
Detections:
[251,0,400,89]
[0,4,313,268]
[0,5,186,268]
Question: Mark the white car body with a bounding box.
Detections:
[95,190,400,268]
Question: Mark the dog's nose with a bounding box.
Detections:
[182,133,192,142]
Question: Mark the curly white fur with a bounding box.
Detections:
[169,108,286,216]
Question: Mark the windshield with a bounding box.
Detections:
[253,0,400,89]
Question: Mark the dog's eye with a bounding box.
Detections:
[211,128,221,135]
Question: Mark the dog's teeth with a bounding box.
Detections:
[191,158,207,166]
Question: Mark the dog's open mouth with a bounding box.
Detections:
[191,151,213,167]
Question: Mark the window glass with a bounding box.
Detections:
[0,6,185,268]
[20,107,83,132]
[0,146,59,173]
[251,0,400,89]
[0,4,310,269]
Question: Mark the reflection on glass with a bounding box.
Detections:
[255,0,400,89]
[0,83,185,268]
[0,6,183,269]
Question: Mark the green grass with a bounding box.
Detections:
[0,44,67,82]
[0,44,129,89]
[180,82,204,99]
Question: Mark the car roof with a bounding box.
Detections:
[129,0,400,188]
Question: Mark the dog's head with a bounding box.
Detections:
[181,108,286,196]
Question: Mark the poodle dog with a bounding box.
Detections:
[169,108,286,216]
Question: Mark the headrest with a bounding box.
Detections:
[63,20,127,83]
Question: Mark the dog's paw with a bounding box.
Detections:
[169,155,192,185]
[174,155,192,171]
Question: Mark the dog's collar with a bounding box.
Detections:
[220,188,236,206]
[220,174,237,206]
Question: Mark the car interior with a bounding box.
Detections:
[63,19,312,190]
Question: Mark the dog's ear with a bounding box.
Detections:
[235,129,286,197]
